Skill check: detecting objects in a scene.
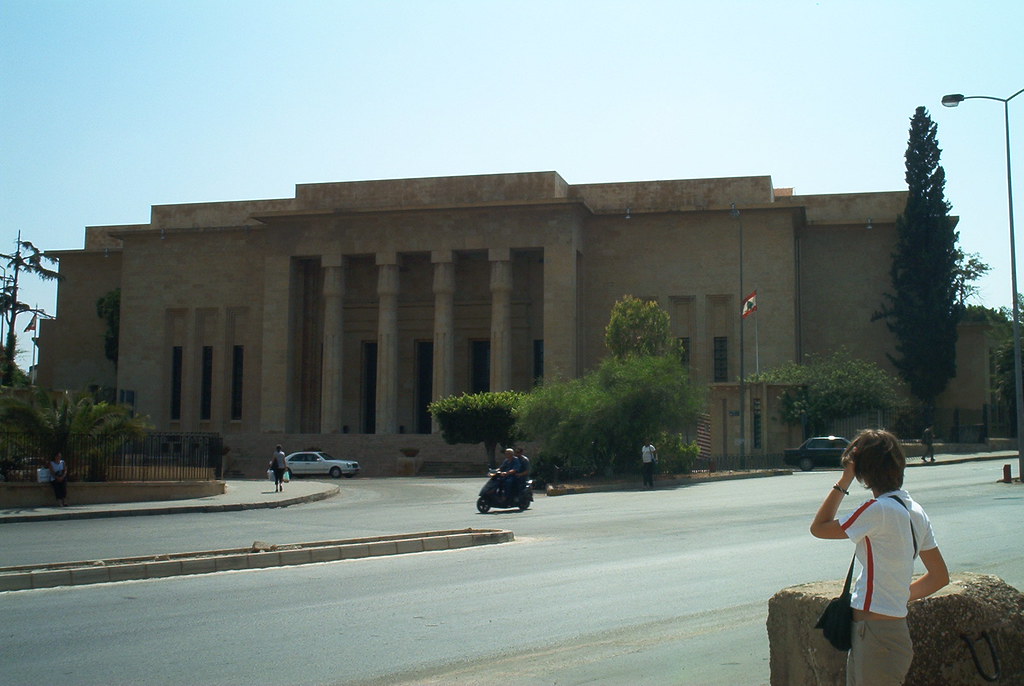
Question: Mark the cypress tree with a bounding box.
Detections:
[876,106,960,408]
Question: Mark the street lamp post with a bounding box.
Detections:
[943,87,1024,481]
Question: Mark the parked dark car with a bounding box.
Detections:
[783,436,851,471]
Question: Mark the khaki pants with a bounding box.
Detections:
[847,618,913,686]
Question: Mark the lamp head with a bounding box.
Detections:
[941,93,965,108]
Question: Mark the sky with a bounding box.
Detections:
[1,0,1022,368]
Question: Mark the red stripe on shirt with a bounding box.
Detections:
[863,537,874,611]
[840,499,877,531]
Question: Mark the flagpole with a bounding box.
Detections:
[732,203,745,466]
[754,306,759,375]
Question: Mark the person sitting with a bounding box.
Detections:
[497,448,521,500]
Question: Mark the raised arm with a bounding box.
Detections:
[810,459,856,540]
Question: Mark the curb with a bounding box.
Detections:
[906,454,1013,468]
[0,528,513,592]
[546,468,791,496]
[0,483,341,524]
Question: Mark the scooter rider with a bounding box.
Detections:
[513,447,531,498]
[497,448,522,500]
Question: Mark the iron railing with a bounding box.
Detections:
[0,432,223,483]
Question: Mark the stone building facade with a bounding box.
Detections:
[35,172,991,474]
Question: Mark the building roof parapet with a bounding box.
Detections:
[295,171,571,210]
[570,175,776,211]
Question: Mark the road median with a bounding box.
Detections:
[0,528,514,592]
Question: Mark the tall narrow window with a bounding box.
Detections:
[752,398,763,449]
[471,340,490,393]
[200,346,213,421]
[230,345,244,421]
[678,337,691,368]
[170,346,183,421]
[533,339,544,384]
[362,341,377,434]
[713,336,729,382]
[415,341,433,434]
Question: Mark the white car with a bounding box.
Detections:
[285,451,360,479]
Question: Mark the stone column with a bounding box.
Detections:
[489,248,512,391]
[375,253,399,434]
[542,244,578,380]
[259,254,291,432]
[432,251,455,432]
[320,257,345,433]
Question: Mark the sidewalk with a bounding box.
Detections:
[547,450,1018,495]
[0,478,340,524]
[1,451,1017,524]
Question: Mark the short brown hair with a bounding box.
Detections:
[841,429,905,493]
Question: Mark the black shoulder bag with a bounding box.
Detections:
[815,554,856,651]
[815,495,917,651]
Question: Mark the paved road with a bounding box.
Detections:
[3,460,1022,685]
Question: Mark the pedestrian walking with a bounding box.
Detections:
[269,445,288,492]
[921,426,935,463]
[641,440,657,489]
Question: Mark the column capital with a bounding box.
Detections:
[431,249,454,264]
[433,259,455,294]
[376,251,398,266]
[488,247,511,262]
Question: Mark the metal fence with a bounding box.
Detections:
[822,405,1002,444]
[0,432,224,483]
[692,452,787,473]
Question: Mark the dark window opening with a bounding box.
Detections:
[170,346,183,421]
[416,341,433,434]
[713,336,729,382]
[471,340,490,393]
[200,346,213,421]
[533,339,544,384]
[678,337,691,368]
[230,345,244,421]
[362,341,377,433]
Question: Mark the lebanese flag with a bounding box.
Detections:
[742,290,757,319]
[23,315,37,333]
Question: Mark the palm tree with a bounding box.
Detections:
[0,232,61,385]
[0,389,151,481]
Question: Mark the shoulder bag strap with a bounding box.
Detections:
[841,554,856,597]
[888,495,918,557]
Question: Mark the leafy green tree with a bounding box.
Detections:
[428,391,523,467]
[748,349,900,436]
[874,106,960,409]
[517,354,703,474]
[96,288,121,368]
[0,233,60,385]
[953,250,990,307]
[605,295,675,358]
[0,388,151,481]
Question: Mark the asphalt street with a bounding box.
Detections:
[3,458,1022,685]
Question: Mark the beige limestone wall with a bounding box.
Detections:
[578,206,800,383]
[36,250,120,392]
[796,218,897,370]
[937,322,994,409]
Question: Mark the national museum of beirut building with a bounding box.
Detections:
[35,171,993,475]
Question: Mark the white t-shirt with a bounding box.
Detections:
[641,444,657,463]
[839,489,938,617]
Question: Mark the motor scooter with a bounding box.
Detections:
[476,468,533,513]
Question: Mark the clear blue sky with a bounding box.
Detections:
[1,0,1022,367]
